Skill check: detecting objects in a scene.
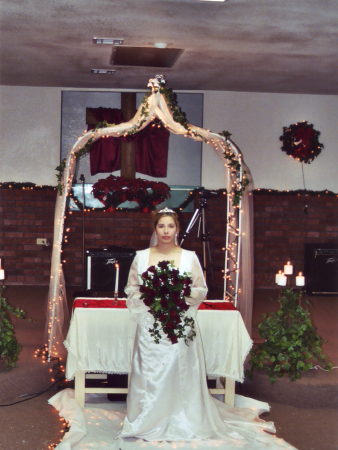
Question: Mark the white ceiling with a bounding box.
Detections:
[1,0,337,94]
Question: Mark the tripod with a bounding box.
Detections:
[180,198,216,290]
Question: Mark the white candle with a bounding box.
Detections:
[284,261,293,275]
[0,259,4,280]
[275,270,283,284]
[114,263,119,294]
[296,272,305,286]
[277,273,287,286]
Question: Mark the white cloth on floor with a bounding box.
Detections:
[49,389,297,449]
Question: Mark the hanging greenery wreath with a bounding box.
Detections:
[279,121,324,164]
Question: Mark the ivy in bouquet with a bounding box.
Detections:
[139,261,195,345]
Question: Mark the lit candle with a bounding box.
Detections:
[114,263,119,295]
[296,272,305,286]
[284,261,293,275]
[0,259,4,281]
[275,270,283,284]
[277,273,287,286]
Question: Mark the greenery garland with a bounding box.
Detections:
[69,186,227,213]
[219,131,249,206]
[253,188,337,197]
[279,121,324,164]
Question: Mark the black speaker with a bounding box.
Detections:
[86,246,135,295]
[304,243,338,295]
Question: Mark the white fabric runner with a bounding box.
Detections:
[48,389,297,450]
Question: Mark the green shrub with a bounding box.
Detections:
[0,286,31,369]
[246,289,333,383]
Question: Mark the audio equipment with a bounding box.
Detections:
[304,243,338,295]
[86,246,135,295]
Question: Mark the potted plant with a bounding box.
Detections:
[245,289,333,383]
[0,286,31,369]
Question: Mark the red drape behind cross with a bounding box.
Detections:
[87,107,170,178]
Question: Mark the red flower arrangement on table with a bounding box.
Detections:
[92,175,170,212]
[139,260,195,345]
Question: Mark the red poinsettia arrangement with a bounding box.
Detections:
[139,261,195,345]
[92,175,170,212]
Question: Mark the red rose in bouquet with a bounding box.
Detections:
[140,261,195,345]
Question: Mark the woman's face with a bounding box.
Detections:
[155,216,177,246]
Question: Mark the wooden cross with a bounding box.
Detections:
[86,92,136,179]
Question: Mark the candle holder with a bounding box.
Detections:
[112,291,119,305]
[275,261,305,304]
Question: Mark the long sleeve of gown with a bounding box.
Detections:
[185,252,208,306]
[125,254,151,325]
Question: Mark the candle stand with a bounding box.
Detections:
[275,261,305,304]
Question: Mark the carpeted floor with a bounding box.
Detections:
[0,286,337,450]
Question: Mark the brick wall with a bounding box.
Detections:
[1,186,337,290]
[253,191,338,288]
[0,187,57,285]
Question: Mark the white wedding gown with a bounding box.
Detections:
[116,248,296,448]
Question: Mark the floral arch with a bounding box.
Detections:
[46,76,254,360]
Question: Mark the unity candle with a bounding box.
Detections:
[296,272,305,286]
[284,261,293,275]
[114,263,119,294]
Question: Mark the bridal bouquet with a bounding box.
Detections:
[139,261,195,345]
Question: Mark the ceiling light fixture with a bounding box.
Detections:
[91,69,116,74]
[93,37,124,45]
[154,43,168,49]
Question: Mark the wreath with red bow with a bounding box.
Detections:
[279,121,324,164]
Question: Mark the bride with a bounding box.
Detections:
[116,208,296,448]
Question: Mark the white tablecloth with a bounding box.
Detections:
[64,301,252,383]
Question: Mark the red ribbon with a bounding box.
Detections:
[73,299,237,311]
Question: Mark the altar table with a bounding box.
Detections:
[64,299,252,408]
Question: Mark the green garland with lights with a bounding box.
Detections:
[253,188,337,197]
[0,182,57,190]
[69,186,227,213]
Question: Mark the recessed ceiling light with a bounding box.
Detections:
[91,69,116,74]
[111,46,183,68]
[93,37,124,45]
[154,43,168,49]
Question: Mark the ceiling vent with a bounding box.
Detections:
[110,46,183,68]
